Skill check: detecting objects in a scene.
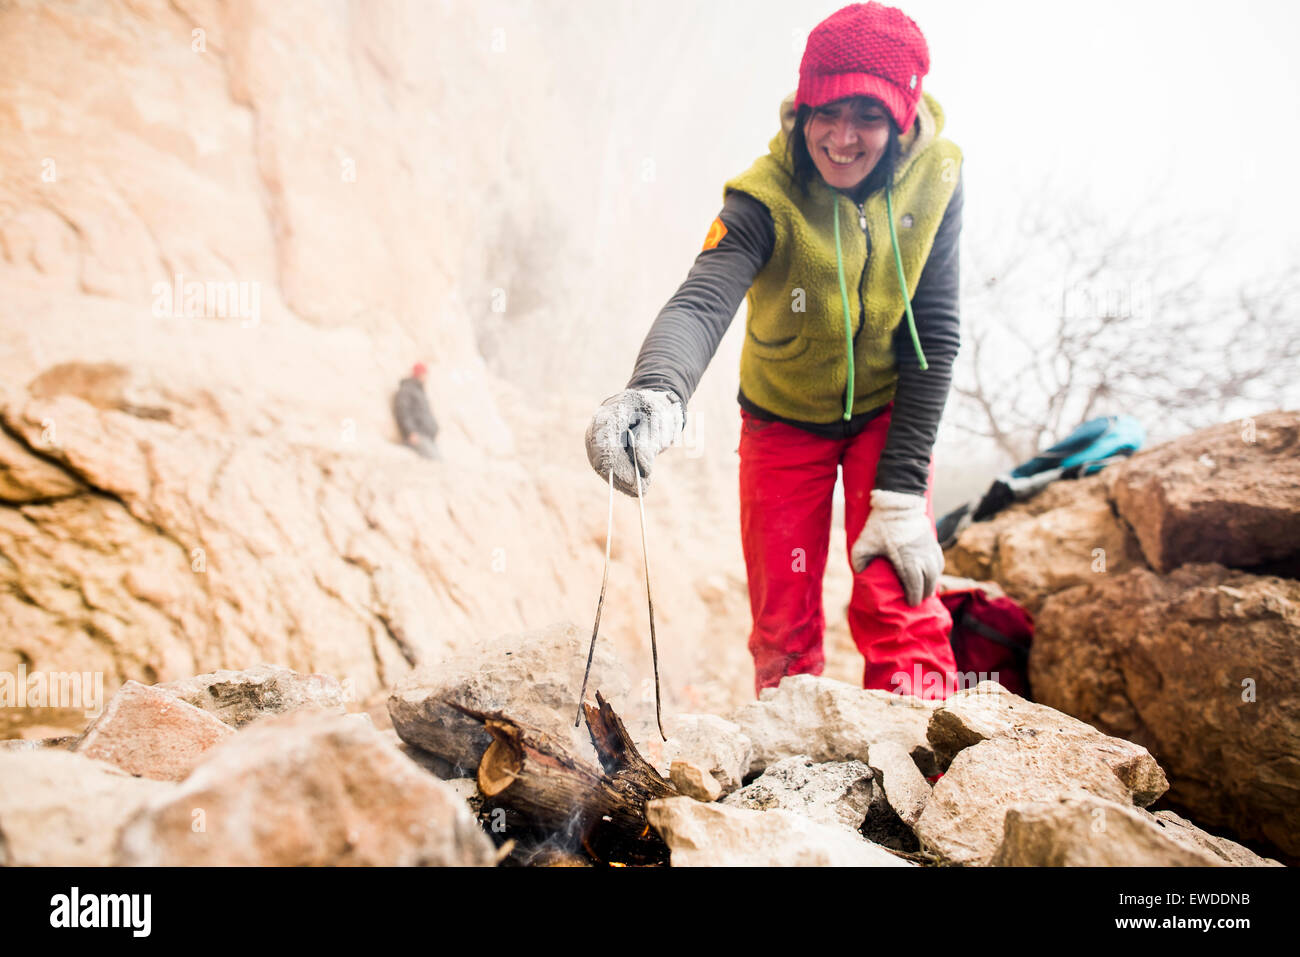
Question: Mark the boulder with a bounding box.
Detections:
[860,777,923,854]
[867,739,931,827]
[73,680,234,781]
[991,791,1281,867]
[155,665,346,728]
[729,674,936,777]
[646,797,912,867]
[943,476,1148,616]
[723,756,875,832]
[914,687,1170,867]
[1031,563,1300,859]
[115,709,496,866]
[0,750,172,865]
[1102,411,1300,574]
[670,760,723,802]
[1148,809,1283,867]
[387,621,630,775]
[656,713,753,795]
[927,682,1167,804]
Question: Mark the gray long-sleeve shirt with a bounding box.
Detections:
[626,173,963,496]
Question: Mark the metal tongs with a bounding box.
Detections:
[575,428,667,741]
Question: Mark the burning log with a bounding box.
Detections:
[450,691,678,865]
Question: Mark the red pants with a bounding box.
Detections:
[738,402,957,700]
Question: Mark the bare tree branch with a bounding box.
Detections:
[952,173,1300,463]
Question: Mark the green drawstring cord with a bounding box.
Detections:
[832,184,929,423]
[887,184,928,373]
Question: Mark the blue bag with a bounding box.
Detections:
[937,415,1145,548]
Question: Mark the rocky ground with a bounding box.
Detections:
[946,409,1300,861]
[0,624,1283,867]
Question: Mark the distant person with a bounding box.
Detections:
[393,362,441,460]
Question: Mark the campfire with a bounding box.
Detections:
[455,692,678,866]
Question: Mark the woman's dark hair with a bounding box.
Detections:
[787,97,901,200]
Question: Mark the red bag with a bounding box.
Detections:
[938,587,1035,697]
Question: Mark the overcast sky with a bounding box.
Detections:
[923,0,1298,276]
[639,0,1300,282]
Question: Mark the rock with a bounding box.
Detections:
[387,621,631,775]
[1031,563,1300,860]
[861,775,922,854]
[0,751,172,865]
[115,710,496,866]
[1149,810,1283,867]
[927,682,1168,805]
[729,674,937,777]
[943,476,1148,616]
[646,797,912,867]
[154,665,346,729]
[723,756,875,832]
[914,731,1166,867]
[990,791,1278,867]
[1103,411,1300,574]
[670,760,722,802]
[657,713,753,795]
[74,680,234,781]
[867,740,931,827]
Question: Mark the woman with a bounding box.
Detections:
[584,2,962,700]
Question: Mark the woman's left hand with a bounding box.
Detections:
[850,489,943,606]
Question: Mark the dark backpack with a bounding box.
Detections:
[939,586,1035,697]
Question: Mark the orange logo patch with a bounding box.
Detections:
[701,216,728,251]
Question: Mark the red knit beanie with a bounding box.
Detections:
[796,2,930,134]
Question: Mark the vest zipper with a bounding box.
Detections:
[833,193,872,422]
[844,200,870,420]
[856,202,870,341]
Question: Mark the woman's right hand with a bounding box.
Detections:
[584,388,684,497]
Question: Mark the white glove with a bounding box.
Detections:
[850,489,943,607]
[584,388,684,497]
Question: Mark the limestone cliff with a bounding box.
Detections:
[0,0,756,735]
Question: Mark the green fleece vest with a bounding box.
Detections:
[724,91,962,423]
